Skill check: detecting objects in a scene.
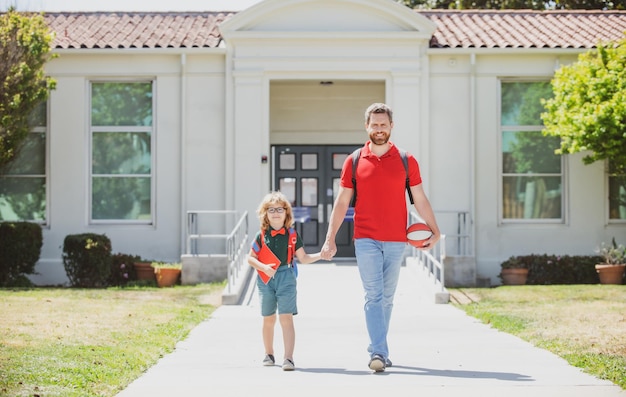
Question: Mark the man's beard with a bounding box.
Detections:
[369,133,390,145]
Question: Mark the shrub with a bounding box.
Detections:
[500,254,602,285]
[0,222,42,286]
[109,253,141,286]
[62,233,112,288]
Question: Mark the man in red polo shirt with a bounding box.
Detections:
[321,102,440,372]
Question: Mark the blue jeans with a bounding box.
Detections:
[354,238,406,360]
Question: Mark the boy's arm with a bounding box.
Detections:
[247,249,278,278]
[294,247,323,264]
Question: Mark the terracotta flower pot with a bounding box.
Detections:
[500,268,529,285]
[134,262,156,281]
[595,264,626,285]
[155,268,181,288]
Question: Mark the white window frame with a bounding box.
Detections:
[498,79,567,225]
[88,79,156,225]
[0,102,49,225]
[606,160,626,224]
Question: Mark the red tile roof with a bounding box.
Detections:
[46,12,234,49]
[41,10,626,50]
[422,10,626,49]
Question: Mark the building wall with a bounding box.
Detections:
[32,52,226,285]
[24,1,626,285]
[429,52,626,283]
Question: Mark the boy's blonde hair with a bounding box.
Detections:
[256,191,294,230]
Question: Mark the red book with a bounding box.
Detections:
[255,235,281,284]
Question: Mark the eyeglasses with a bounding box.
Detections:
[267,207,286,214]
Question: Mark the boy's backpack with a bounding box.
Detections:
[349,148,414,207]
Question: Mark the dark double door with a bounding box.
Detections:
[272,145,360,258]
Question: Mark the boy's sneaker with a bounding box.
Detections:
[282,358,295,371]
[368,354,386,372]
[385,358,393,367]
[262,354,275,366]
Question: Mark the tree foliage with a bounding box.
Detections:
[0,9,56,172]
[541,36,626,174]
[397,0,623,9]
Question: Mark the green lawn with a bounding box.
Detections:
[451,285,626,390]
[0,283,223,397]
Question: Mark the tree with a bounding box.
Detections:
[541,36,626,209]
[541,37,626,171]
[397,0,623,9]
[0,9,56,172]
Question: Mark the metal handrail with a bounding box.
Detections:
[225,211,248,293]
[185,210,249,294]
[186,210,241,255]
[409,211,447,292]
[433,210,473,256]
[412,234,447,293]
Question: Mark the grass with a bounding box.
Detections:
[451,285,626,390]
[0,282,224,397]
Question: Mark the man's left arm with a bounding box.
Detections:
[409,184,441,249]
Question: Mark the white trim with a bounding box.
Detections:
[179,53,187,253]
[219,0,436,35]
[52,48,227,56]
[427,48,594,56]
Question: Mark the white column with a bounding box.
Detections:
[231,71,269,218]
[388,71,429,191]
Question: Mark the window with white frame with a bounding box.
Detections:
[500,81,563,221]
[608,162,626,221]
[90,81,153,222]
[0,101,47,223]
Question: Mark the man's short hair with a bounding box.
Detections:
[365,103,393,124]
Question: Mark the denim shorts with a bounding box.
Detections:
[257,265,298,316]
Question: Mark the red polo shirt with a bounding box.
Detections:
[341,141,422,241]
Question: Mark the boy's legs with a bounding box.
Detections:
[262,314,277,357]
[279,313,295,360]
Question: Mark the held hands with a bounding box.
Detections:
[320,240,337,260]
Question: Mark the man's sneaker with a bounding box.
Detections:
[262,354,275,366]
[282,358,295,371]
[385,358,393,368]
[368,354,386,372]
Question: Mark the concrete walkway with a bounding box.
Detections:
[116,260,624,397]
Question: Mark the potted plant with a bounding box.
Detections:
[595,238,626,285]
[499,256,529,285]
[152,262,182,288]
[134,259,156,281]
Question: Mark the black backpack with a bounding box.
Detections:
[349,148,414,207]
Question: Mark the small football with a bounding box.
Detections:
[406,222,433,248]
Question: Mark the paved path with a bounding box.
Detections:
[117,261,624,397]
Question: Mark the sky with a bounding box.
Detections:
[0,0,262,12]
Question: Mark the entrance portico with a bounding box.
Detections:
[218,0,436,219]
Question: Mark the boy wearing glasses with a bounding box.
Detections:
[247,191,323,371]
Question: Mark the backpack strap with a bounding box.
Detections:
[350,148,361,207]
[287,227,297,267]
[399,149,415,204]
[350,147,414,206]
